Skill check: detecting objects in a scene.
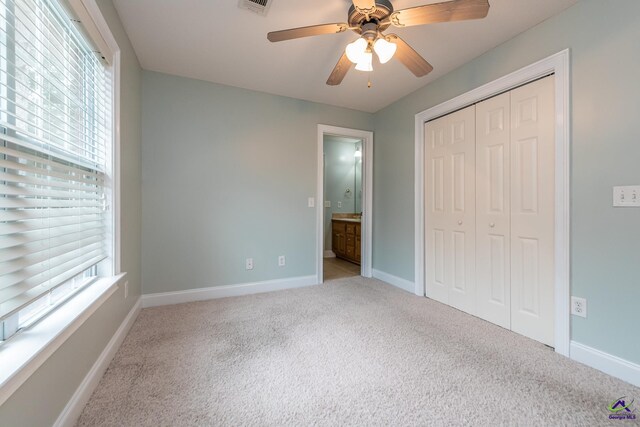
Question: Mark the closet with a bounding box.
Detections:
[424,76,555,346]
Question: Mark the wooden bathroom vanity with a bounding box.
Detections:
[331,214,361,265]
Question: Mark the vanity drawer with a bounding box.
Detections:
[332,221,346,234]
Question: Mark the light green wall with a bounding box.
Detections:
[142,72,372,294]
[0,1,142,425]
[373,0,640,364]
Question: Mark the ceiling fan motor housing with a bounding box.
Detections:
[360,22,379,41]
[348,0,394,33]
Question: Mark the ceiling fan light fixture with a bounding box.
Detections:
[373,37,397,64]
[355,50,373,72]
[345,37,368,64]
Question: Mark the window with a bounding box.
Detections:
[0,0,112,341]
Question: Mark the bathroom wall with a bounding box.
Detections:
[355,140,363,214]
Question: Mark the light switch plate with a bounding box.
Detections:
[324,201,331,208]
[308,197,315,208]
[613,185,640,207]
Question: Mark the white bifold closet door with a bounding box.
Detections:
[509,77,555,346]
[475,91,512,329]
[425,75,555,347]
[424,105,476,315]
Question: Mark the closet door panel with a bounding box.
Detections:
[475,92,511,328]
[425,105,476,313]
[425,115,451,304]
[510,76,555,347]
[447,106,476,314]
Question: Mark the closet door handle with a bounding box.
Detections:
[489,223,495,228]
[457,220,463,226]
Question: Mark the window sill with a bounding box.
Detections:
[0,273,126,406]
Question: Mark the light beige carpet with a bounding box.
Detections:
[77,277,640,426]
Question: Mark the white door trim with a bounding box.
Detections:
[317,125,374,283]
[414,49,571,356]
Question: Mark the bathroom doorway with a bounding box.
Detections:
[316,125,373,283]
[324,136,362,280]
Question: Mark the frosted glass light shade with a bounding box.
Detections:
[374,38,397,64]
[355,51,373,72]
[346,38,368,64]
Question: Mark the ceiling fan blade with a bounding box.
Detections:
[386,34,433,77]
[387,0,490,28]
[267,23,348,42]
[352,0,376,10]
[326,52,352,86]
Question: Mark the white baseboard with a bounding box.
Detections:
[54,297,141,427]
[570,341,640,387]
[323,250,336,258]
[141,275,318,308]
[372,269,415,294]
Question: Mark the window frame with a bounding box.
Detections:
[0,0,116,340]
[0,0,122,406]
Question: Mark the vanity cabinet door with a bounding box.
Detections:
[332,220,361,265]
[332,222,346,256]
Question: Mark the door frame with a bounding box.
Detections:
[414,49,571,356]
[317,125,374,283]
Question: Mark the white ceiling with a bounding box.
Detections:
[112,0,578,113]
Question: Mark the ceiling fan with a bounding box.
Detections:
[267,0,490,86]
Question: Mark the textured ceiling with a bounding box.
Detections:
[112,0,578,113]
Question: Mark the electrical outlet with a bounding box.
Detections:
[245,258,253,270]
[308,197,315,208]
[124,281,129,299]
[571,296,587,318]
[278,255,285,267]
[324,201,331,208]
[337,201,342,208]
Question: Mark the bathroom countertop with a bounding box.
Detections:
[331,218,361,223]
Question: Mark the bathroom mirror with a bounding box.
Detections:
[323,136,362,214]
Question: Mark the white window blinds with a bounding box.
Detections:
[0,0,111,321]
